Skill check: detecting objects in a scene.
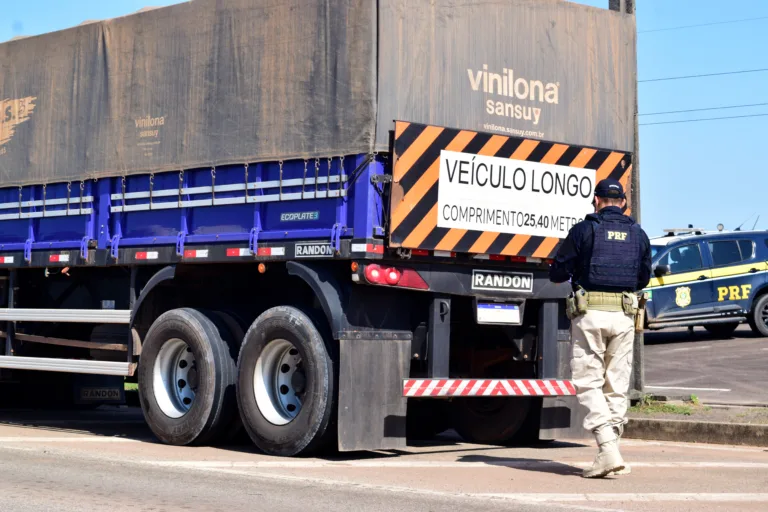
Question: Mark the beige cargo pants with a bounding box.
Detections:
[570,309,635,432]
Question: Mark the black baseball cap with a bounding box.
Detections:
[594,178,625,199]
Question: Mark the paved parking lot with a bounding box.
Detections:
[643,325,768,405]
[0,407,766,512]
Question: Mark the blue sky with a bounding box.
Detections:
[2,1,766,237]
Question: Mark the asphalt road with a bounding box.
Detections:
[0,408,766,512]
[643,325,768,405]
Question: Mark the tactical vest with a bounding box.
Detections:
[585,218,641,291]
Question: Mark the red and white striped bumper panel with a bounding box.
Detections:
[403,379,576,398]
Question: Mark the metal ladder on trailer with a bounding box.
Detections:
[0,270,133,376]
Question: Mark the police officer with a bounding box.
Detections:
[549,178,651,478]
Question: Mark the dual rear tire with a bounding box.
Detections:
[137,308,239,446]
[236,306,337,456]
[137,306,336,456]
[137,306,536,453]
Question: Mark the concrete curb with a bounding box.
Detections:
[625,417,768,447]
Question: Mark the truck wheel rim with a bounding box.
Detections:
[254,339,303,426]
[153,338,197,419]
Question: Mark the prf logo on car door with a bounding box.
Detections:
[716,284,752,302]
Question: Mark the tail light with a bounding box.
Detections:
[364,264,383,283]
[360,264,428,290]
[384,267,402,285]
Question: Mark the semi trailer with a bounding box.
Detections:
[0,0,637,456]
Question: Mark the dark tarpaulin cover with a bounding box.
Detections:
[375,0,636,154]
[0,0,635,187]
[0,0,377,186]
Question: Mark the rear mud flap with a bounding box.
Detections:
[538,331,588,440]
[538,301,588,440]
[338,332,411,452]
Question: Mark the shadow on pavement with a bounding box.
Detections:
[457,454,585,476]
[0,405,156,440]
[643,326,762,346]
[0,407,590,461]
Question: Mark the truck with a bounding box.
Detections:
[0,0,638,456]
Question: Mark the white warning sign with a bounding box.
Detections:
[437,150,596,238]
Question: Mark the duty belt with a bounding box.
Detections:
[585,291,624,312]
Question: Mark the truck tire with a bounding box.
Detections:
[209,310,247,444]
[138,308,238,446]
[748,294,768,337]
[452,397,532,445]
[236,306,336,457]
[704,322,739,338]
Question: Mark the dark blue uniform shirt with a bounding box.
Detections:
[549,206,652,292]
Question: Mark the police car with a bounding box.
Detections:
[644,227,768,337]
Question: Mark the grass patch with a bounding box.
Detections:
[630,402,694,415]
[629,394,709,416]
[734,409,768,425]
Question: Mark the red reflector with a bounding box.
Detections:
[411,249,429,257]
[397,268,429,290]
[489,254,506,261]
[367,243,384,254]
[509,256,526,263]
[545,258,554,265]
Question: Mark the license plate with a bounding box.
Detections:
[476,302,521,325]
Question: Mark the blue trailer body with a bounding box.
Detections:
[0,154,384,264]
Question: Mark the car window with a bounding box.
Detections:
[708,241,742,266]
[651,246,663,259]
[738,240,754,260]
[658,243,703,274]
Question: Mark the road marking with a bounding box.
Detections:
[668,345,711,352]
[645,385,731,392]
[138,464,623,512]
[0,436,138,443]
[477,493,768,503]
[620,439,766,452]
[145,460,768,470]
[137,463,768,509]
[0,445,617,512]
[4,443,768,511]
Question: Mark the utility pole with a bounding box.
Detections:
[609,0,644,401]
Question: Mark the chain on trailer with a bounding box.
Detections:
[211,166,216,204]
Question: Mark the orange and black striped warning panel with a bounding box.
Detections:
[388,121,633,259]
